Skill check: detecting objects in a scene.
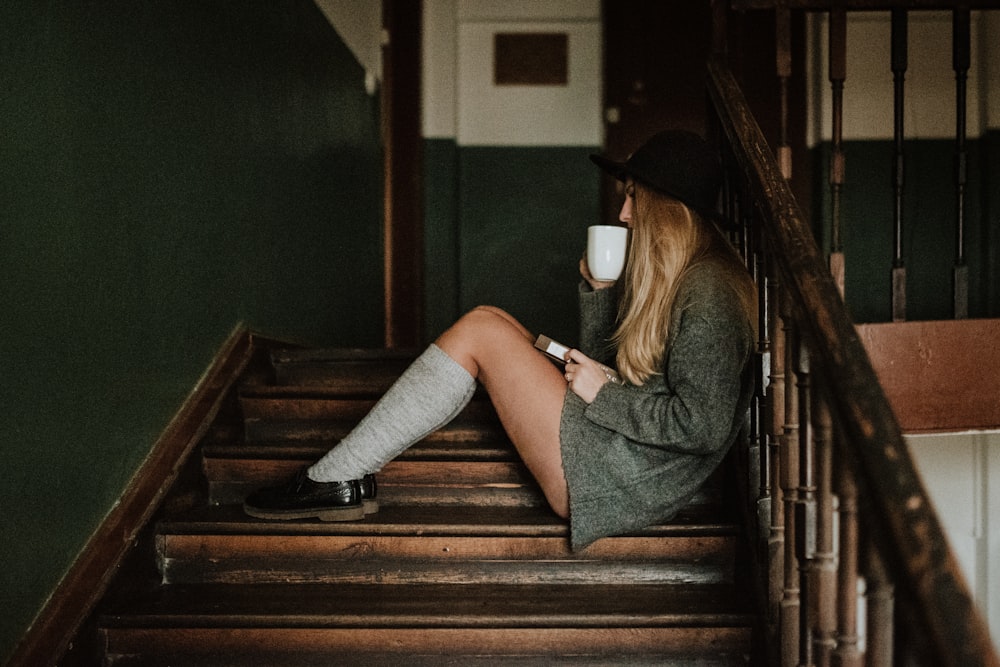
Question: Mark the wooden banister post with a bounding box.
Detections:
[828,6,847,298]
[953,5,971,319]
[891,8,908,322]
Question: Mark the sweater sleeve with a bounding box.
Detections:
[578,281,618,366]
[581,274,753,455]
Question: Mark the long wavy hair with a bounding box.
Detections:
[613,182,756,385]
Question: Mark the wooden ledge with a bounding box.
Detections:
[857,318,1000,433]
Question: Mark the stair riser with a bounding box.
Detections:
[161,558,734,586]
[204,458,541,505]
[205,459,531,486]
[102,626,752,659]
[243,419,505,445]
[210,482,545,507]
[158,534,736,586]
[239,395,499,422]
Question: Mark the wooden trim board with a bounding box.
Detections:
[857,319,1000,433]
[6,324,256,667]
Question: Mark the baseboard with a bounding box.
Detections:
[6,323,256,667]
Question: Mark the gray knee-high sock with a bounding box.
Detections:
[307,344,476,482]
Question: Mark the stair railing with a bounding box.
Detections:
[705,57,998,666]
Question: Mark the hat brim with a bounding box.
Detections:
[589,154,629,182]
[590,152,729,227]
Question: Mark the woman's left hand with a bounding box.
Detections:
[564,349,613,404]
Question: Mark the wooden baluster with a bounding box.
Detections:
[828,6,847,297]
[891,9,907,322]
[751,206,770,544]
[767,252,786,636]
[781,309,801,666]
[795,339,816,667]
[832,450,862,667]
[811,387,836,667]
[864,546,895,667]
[953,5,970,319]
[776,3,793,180]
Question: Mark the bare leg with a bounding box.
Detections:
[436,306,569,518]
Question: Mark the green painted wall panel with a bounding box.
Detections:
[423,139,462,341]
[811,137,996,323]
[0,1,382,659]
[456,146,602,345]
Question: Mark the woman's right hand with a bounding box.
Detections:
[580,255,616,291]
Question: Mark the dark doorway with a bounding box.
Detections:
[599,1,715,223]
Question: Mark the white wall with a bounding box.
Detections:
[313,0,382,94]
[424,0,601,146]
[805,11,995,145]
[907,431,1000,650]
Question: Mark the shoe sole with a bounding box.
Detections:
[243,503,366,522]
[363,498,379,515]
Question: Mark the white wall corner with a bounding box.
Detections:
[313,0,383,89]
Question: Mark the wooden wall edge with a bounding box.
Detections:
[6,323,256,667]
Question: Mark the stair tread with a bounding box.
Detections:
[160,503,737,538]
[203,437,518,461]
[101,582,754,627]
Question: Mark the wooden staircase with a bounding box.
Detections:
[88,346,759,665]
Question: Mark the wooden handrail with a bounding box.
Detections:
[706,57,998,665]
[732,0,1000,10]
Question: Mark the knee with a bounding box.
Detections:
[451,305,511,333]
[466,305,510,322]
[550,498,570,520]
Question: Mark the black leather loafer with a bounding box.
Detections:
[360,473,378,514]
[243,468,365,521]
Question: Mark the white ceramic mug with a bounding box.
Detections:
[587,225,629,281]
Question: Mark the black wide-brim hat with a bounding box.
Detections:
[590,130,723,220]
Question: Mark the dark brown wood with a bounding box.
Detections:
[828,6,847,296]
[832,448,862,667]
[6,325,255,667]
[812,389,837,666]
[794,340,816,667]
[102,625,753,663]
[891,8,908,321]
[766,251,787,635]
[732,0,1000,9]
[600,0,715,225]
[864,547,895,667]
[953,5,971,319]
[775,5,793,179]
[382,0,423,348]
[856,318,1000,432]
[493,33,568,85]
[707,57,999,666]
[780,309,801,667]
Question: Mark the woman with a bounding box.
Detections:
[244,130,757,550]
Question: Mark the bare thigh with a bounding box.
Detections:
[435,306,569,517]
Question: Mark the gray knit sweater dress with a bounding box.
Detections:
[559,259,756,550]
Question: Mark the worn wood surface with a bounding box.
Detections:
[857,318,1000,432]
[80,343,759,664]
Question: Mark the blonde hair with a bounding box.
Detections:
[613,183,756,385]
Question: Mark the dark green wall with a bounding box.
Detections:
[811,136,998,323]
[424,142,602,345]
[0,1,383,660]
